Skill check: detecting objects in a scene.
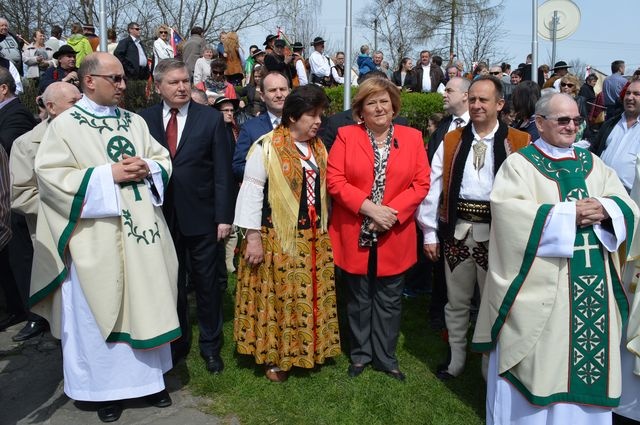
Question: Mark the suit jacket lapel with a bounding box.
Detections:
[355,126,374,167]
[175,102,195,157]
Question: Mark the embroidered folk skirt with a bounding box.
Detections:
[234,226,341,371]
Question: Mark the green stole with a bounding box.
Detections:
[518,145,627,400]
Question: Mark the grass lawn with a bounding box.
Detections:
[182,276,486,425]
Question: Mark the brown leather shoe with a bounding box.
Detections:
[265,366,289,383]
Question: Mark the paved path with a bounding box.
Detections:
[0,323,231,425]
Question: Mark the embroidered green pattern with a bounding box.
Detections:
[107,136,136,161]
[117,111,132,132]
[122,209,160,244]
[70,110,114,133]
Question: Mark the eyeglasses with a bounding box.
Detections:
[159,31,168,34]
[489,71,501,75]
[539,115,584,126]
[211,70,225,76]
[131,27,140,31]
[90,74,127,84]
[560,82,575,88]
[220,108,235,113]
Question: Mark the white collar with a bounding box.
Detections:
[453,111,470,124]
[163,101,190,117]
[533,138,575,159]
[77,95,117,116]
[471,121,500,142]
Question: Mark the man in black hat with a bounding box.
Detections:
[309,36,333,87]
[543,60,572,90]
[291,41,308,86]
[263,38,294,85]
[263,34,277,53]
[38,45,79,93]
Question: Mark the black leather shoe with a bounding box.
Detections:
[202,354,224,373]
[97,401,123,422]
[0,313,27,331]
[436,370,455,381]
[347,363,366,378]
[12,320,48,342]
[384,369,406,382]
[145,389,172,408]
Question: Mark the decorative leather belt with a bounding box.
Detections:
[456,199,491,223]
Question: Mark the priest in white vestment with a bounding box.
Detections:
[472,93,638,425]
[30,52,180,423]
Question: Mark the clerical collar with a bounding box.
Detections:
[533,138,574,159]
[77,95,117,116]
[471,121,499,142]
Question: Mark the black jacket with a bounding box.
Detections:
[114,36,149,80]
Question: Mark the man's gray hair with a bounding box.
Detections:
[153,58,188,83]
[0,67,16,95]
[449,76,471,92]
[373,50,383,57]
[535,92,575,116]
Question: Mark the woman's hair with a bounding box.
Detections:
[428,112,444,127]
[250,64,264,86]
[396,57,412,72]
[511,80,541,120]
[33,28,45,41]
[560,74,581,96]
[510,68,524,79]
[281,84,329,127]
[201,44,215,55]
[107,28,117,41]
[222,32,240,64]
[351,77,401,122]
[473,61,488,75]
[71,23,83,35]
[155,24,170,38]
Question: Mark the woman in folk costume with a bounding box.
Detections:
[327,77,430,381]
[233,84,340,382]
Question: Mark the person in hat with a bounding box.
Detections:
[264,38,294,85]
[244,44,260,84]
[308,36,333,87]
[66,23,93,67]
[542,60,572,91]
[263,34,277,53]
[291,41,308,87]
[82,23,100,51]
[38,44,79,93]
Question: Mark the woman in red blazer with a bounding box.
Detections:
[327,77,430,381]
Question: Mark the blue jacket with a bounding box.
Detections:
[357,54,376,76]
[232,113,273,181]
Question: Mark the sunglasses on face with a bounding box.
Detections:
[489,71,501,75]
[159,31,168,34]
[539,115,584,126]
[90,74,127,84]
[560,82,575,88]
[211,70,225,76]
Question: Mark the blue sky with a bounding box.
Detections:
[240,0,638,75]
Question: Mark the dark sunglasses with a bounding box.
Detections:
[159,31,168,34]
[131,27,140,31]
[211,70,225,76]
[489,71,501,75]
[539,115,584,126]
[560,82,575,88]
[90,74,127,84]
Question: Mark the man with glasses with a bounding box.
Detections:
[114,22,150,80]
[30,52,179,422]
[417,76,530,381]
[473,92,637,424]
[594,80,640,191]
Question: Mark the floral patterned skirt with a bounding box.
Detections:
[234,226,341,371]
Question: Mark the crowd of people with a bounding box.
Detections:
[3,17,640,425]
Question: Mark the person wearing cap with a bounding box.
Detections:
[542,60,572,91]
[264,38,294,85]
[114,22,150,80]
[82,24,100,51]
[66,23,93,67]
[244,47,264,86]
[38,44,79,94]
[308,36,333,87]
[263,34,277,53]
[291,41,308,86]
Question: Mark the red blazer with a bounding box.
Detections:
[327,123,430,277]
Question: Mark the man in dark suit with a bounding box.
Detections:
[139,59,234,373]
[0,67,36,332]
[114,22,149,80]
[231,71,290,181]
[413,50,446,94]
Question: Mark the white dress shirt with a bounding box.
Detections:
[162,102,189,148]
[309,50,332,77]
[421,65,432,92]
[600,114,640,190]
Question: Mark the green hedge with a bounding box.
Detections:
[21,80,443,134]
[324,86,443,135]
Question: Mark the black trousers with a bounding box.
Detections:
[343,244,405,371]
[171,228,225,359]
